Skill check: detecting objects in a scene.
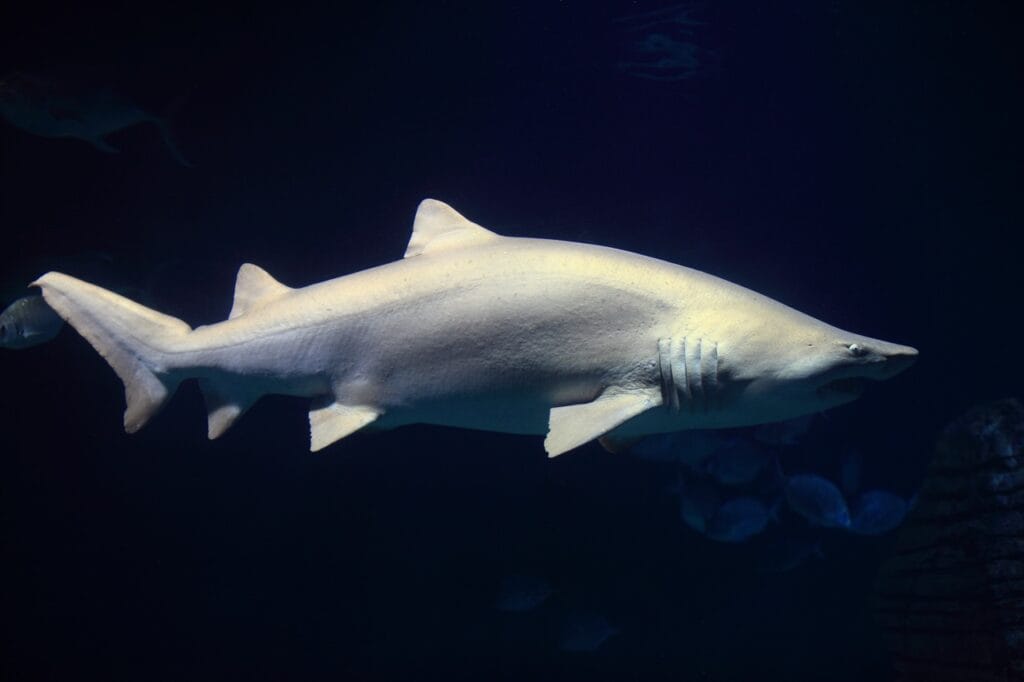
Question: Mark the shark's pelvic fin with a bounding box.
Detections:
[229,263,293,319]
[309,400,382,452]
[199,379,260,439]
[403,199,500,258]
[32,272,191,433]
[545,387,662,458]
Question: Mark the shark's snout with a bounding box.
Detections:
[878,343,918,378]
[813,340,917,404]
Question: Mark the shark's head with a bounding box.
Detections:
[717,304,918,423]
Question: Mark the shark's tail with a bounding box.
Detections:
[32,271,192,433]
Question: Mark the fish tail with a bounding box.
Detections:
[152,117,193,167]
[32,272,192,433]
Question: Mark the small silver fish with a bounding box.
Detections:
[0,295,64,349]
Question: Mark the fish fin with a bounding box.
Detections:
[309,400,381,452]
[546,387,662,458]
[32,272,191,433]
[88,136,119,154]
[404,199,500,258]
[199,379,259,439]
[151,116,193,167]
[229,263,293,319]
[598,434,641,454]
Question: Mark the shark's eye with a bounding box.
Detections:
[847,343,867,357]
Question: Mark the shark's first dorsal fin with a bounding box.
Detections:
[229,263,293,319]
[404,199,501,258]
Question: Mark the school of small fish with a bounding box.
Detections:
[637,416,914,571]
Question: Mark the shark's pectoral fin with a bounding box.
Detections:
[545,387,662,458]
[199,379,260,440]
[309,400,382,452]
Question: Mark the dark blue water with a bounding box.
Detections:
[2,2,1020,679]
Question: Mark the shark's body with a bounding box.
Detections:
[34,200,917,456]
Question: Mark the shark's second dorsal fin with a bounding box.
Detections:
[404,199,501,258]
[229,263,293,319]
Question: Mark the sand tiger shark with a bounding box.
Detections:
[33,200,917,456]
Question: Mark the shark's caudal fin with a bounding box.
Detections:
[32,272,191,433]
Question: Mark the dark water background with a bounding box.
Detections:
[1,2,1020,680]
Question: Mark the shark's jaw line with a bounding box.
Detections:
[32,199,918,457]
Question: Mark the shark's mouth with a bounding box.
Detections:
[817,377,870,399]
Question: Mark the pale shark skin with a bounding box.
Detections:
[32,200,918,456]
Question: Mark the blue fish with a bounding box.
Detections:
[704,439,774,487]
[756,537,824,573]
[631,429,735,465]
[612,4,714,82]
[0,295,63,349]
[678,471,721,534]
[838,447,863,496]
[0,72,191,166]
[753,414,815,446]
[705,497,770,543]
[849,490,908,535]
[784,475,851,529]
[495,574,554,613]
[558,611,620,653]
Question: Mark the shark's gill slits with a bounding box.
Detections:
[658,337,678,410]
[688,337,705,409]
[659,336,718,413]
[674,336,690,404]
[703,340,719,411]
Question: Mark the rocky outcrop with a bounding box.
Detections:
[875,399,1024,681]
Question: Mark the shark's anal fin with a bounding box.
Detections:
[229,263,293,319]
[545,387,662,458]
[403,199,501,258]
[199,379,259,439]
[309,400,381,452]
